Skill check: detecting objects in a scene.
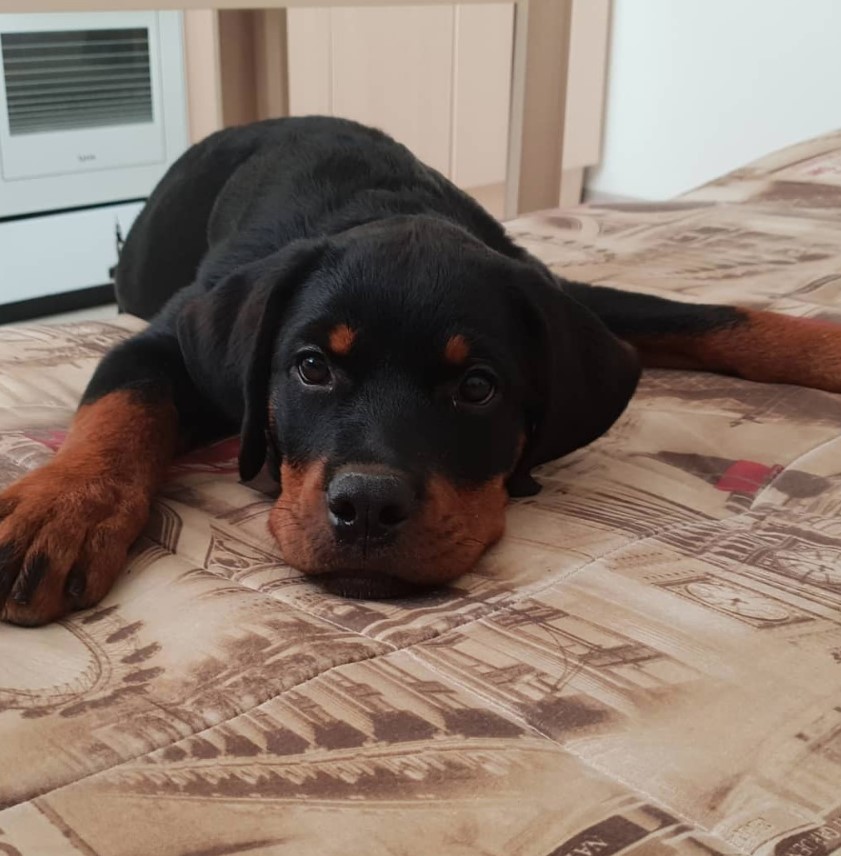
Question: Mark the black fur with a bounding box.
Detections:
[89,116,649,499]
[92,116,752,505]
[0,112,823,620]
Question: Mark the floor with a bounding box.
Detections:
[1,304,119,327]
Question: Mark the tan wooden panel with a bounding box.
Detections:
[330,5,455,176]
[0,0,512,10]
[505,0,573,216]
[561,0,609,171]
[288,9,333,116]
[212,9,288,128]
[451,3,514,189]
[253,9,290,119]
[218,10,259,126]
[183,10,223,143]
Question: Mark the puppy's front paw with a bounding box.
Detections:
[0,463,149,626]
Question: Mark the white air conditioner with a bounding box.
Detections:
[0,11,187,218]
[0,11,189,316]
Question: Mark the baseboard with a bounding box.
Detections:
[583,189,649,205]
[0,283,116,325]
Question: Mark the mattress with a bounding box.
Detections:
[1,131,841,855]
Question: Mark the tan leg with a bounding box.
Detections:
[183,10,223,143]
[559,166,585,207]
[253,9,290,120]
[505,0,574,218]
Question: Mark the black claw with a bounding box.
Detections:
[11,553,48,605]
[65,565,86,599]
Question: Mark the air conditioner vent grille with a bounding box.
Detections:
[1,28,153,136]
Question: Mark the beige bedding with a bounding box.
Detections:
[1,131,841,855]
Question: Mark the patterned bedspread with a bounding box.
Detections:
[2,132,841,855]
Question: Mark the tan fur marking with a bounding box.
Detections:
[269,460,329,571]
[328,324,357,356]
[444,334,470,365]
[632,310,841,392]
[407,474,507,584]
[269,461,507,588]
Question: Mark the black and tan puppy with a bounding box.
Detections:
[1,116,840,625]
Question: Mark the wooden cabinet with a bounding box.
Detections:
[181,0,610,216]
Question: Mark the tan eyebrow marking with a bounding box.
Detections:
[444,334,470,365]
[328,324,356,356]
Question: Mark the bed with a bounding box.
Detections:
[1,131,841,855]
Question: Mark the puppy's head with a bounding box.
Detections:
[179,218,639,597]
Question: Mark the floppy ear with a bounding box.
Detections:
[507,265,641,497]
[176,239,327,482]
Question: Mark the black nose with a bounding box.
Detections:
[327,468,415,542]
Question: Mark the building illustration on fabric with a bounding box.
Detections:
[3,131,841,854]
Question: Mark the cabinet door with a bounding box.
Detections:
[288,4,513,190]
[331,6,455,177]
[451,4,513,190]
[287,8,332,117]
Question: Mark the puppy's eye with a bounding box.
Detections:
[297,352,332,385]
[455,368,497,407]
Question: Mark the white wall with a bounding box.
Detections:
[586,0,841,201]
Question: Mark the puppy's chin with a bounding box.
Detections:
[313,570,434,600]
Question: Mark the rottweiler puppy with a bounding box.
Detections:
[1,117,839,625]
